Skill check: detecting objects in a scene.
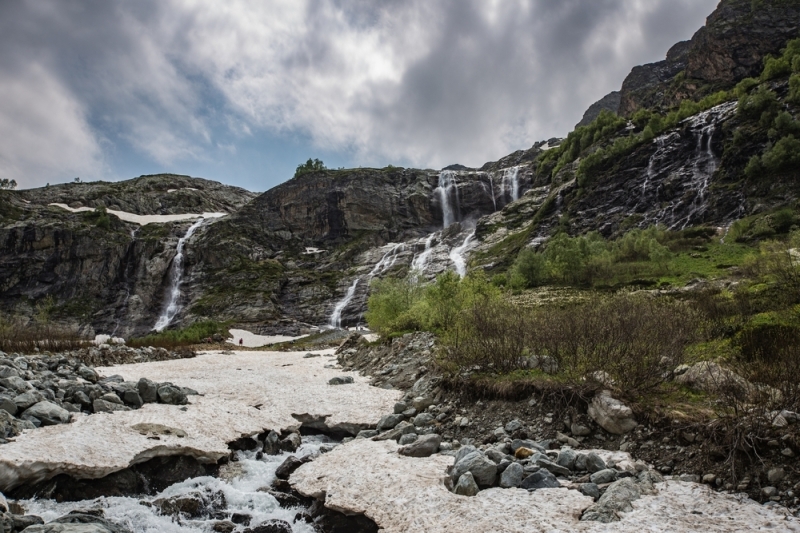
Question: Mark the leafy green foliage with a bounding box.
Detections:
[294,158,326,178]
[127,320,231,349]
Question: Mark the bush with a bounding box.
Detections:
[294,158,326,178]
[364,276,424,335]
[127,320,231,349]
[737,86,778,123]
[761,135,800,172]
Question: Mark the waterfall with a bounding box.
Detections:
[488,174,497,211]
[435,171,461,228]
[500,166,520,203]
[368,243,406,278]
[675,111,724,230]
[449,231,475,278]
[411,234,436,273]
[329,278,360,329]
[642,135,672,198]
[153,218,206,332]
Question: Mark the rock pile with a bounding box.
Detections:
[0,351,197,444]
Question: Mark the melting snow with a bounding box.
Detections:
[49,203,226,225]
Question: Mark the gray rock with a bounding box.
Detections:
[510,439,545,453]
[372,421,415,441]
[22,512,132,533]
[0,397,17,416]
[280,432,302,453]
[263,430,281,455]
[92,399,130,413]
[101,393,123,405]
[13,391,43,410]
[500,462,524,488]
[768,467,785,484]
[582,452,607,473]
[398,433,418,445]
[587,390,637,435]
[411,396,433,411]
[0,367,18,379]
[452,451,497,487]
[122,390,143,408]
[328,376,354,385]
[157,385,188,405]
[454,445,478,464]
[302,353,321,358]
[556,448,578,470]
[23,401,70,426]
[504,419,523,433]
[356,429,380,439]
[393,402,408,414]
[571,423,592,436]
[413,413,435,427]
[590,469,618,485]
[535,456,571,478]
[77,365,99,383]
[376,413,405,431]
[581,473,659,523]
[137,378,158,403]
[453,471,479,496]
[485,448,508,464]
[762,486,778,498]
[0,376,30,393]
[580,482,601,500]
[520,469,560,491]
[399,434,441,457]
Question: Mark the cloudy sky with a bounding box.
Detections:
[0,0,719,192]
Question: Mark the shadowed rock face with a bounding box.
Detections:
[576,91,622,128]
[618,0,800,116]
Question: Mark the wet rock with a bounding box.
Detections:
[243,520,293,533]
[212,521,236,533]
[279,432,302,453]
[587,390,637,435]
[399,434,440,457]
[275,456,308,480]
[22,511,133,533]
[454,471,480,496]
[328,376,354,385]
[520,469,560,491]
[263,430,281,455]
[23,401,71,426]
[122,390,143,408]
[452,451,497,487]
[500,462,524,488]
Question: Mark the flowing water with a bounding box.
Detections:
[411,234,436,273]
[154,218,206,332]
[21,436,336,533]
[329,278,360,329]
[501,166,520,203]
[449,231,475,278]
[435,171,461,228]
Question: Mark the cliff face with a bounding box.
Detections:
[617,0,800,116]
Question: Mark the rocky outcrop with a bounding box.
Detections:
[576,91,621,128]
[618,0,800,116]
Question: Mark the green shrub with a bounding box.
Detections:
[734,77,760,98]
[737,86,778,122]
[127,320,230,348]
[294,158,326,178]
[789,74,800,104]
[761,135,800,172]
[761,55,791,81]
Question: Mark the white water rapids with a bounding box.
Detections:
[21,436,335,533]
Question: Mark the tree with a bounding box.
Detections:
[294,158,326,178]
[0,179,16,190]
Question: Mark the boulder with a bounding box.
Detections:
[587,390,637,435]
[263,430,281,455]
[520,469,560,491]
[23,401,71,426]
[581,472,660,522]
[275,456,307,480]
[137,378,158,403]
[22,512,133,533]
[280,432,302,453]
[376,413,405,431]
[453,471,479,496]
[500,462,524,488]
[556,449,578,470]
[580,482,601,500]
[92,399,130,413]
[399,434,441,457]
[157,385,188,405]
[328,376,354,386]
[372,421,415,441]
[413,413,435,427]
[243,520,293,533]
[451,451,497,487]
[590,469,618,485]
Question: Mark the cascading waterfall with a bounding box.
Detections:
[411,234,436,273]
[641,135,673,198]
[329,278,360,329]
[153,218,206,332]
[488,174,497,211]
[449,231,475,278]
[435,171,461,228]
[329,243,407,328]
[502,166,521,202]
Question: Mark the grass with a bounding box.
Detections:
[127,320,231,349]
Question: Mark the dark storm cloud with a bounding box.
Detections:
[0,0,719,187]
